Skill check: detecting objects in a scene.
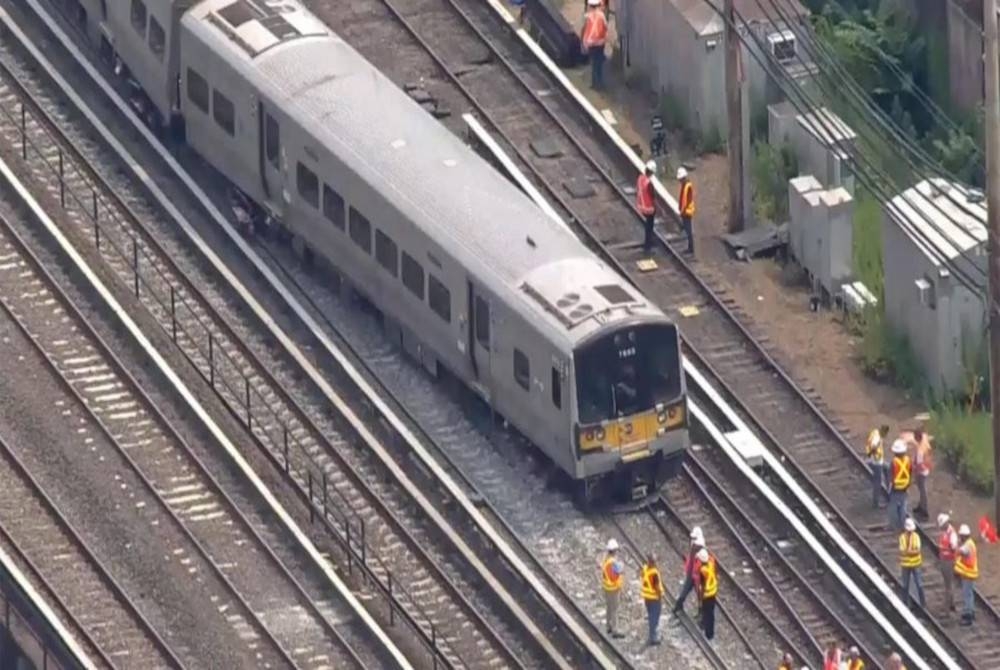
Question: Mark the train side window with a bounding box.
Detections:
[186,69,209,113]
[130,0,147,35]
[513,349,530,391]
[474,295,490,350]
[428,274,451,323]
[349,208,372,254]
[401,252,424,300]
[265,113,280,170]
[296,163,319,208]
[148,17,165,59]
[322,184,344,229]
[212,90,235,136]
[375,229,398,277]
[551,368,562,409]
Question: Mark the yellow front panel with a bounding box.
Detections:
[577,401,686,453]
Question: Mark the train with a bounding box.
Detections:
[58,0,689,504]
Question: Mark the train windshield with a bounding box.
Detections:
[575,323,682,424]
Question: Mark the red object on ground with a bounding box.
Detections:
[979,516,998,544]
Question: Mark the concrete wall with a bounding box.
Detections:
[881,212,987,394]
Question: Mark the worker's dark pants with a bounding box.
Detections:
[671,574,694,614]
[643,214,654,252]
[700,596,716,640]
[888,489,908,530]
[681,215,694,254]
[868,461,887,507]
[645,599,662,643]
[589,45,605,89]
[901,566,927,609]
[915,473,929,515]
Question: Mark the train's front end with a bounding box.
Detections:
[572,317,688,504]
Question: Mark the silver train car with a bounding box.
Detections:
[64,0,689,503]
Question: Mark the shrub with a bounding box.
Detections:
[929,404,994,495]
[858,309,924,394]
[699,124,724,155]
[750,141,798,223]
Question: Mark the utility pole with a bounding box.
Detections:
[985,0,1000,527]
[725,0,744,233]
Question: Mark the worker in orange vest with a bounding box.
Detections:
[600,538,626,638]
[822,641,841,670]
[777,652,794,670]
[936,513,958,611]
[695,548,717,640]
[669,526,705,622]
[954,524,979,626]
[911,429,932,520]
[846,645,865,670]
[887,439,911,530]
[641,554,665,645]
[899,517,927,609]
[580,0,608,90]
[864,424,889,508]
[677,167,695,255]
[636,161,657,253]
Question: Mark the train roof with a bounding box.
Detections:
[183,0,671,345]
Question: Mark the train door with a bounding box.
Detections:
[467,280,492,399]
[258,101,285,217]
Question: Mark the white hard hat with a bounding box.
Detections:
[904,517,916,531]
[849,646,859,656]
[937,513,950,527]
[959,524,971,535]
[587,0,601,6]
[690,526,703,541]
[692,536,706,547]
[891,439,907,454]
[695,548,709,563]
[645,160,656,173]
[676,167,688,180]
[607,538,619,552]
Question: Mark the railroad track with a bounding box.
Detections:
[0,166,392,667]
[0,428,176,670]
[312,0,1000,666]
[0,3,629,668]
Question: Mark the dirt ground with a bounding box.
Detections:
[550,0,997,600]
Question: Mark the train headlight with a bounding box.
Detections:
[657,412,667,424]
[596,427,606,440]
[585,429,595,441]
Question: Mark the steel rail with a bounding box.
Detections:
[3,3,605,667]
[377,2,998,666]
[609,517,728,670]
[0,39,501,670]
[0,435,177,670]
[0,182,376,669]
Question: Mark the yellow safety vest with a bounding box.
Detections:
[848,660,865,670]
[601,556,622,592]
[699,556,718,599]
[891,455,911,491]
[954,539,979,580]
[899,531,922,568]
[865,429,883,462]
[640,565,663,601]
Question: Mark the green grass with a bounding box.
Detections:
[929,404,994,495]
[851,189,884,302]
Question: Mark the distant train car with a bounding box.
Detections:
[61,0,688,503]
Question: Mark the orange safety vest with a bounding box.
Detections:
[916,437,933,476]
[640,564,664,601]
[581,10,608,48]
[679,181,695,217]
[698,555,718,599]
[602,556,622,592]
[891,455,911,491]
[899,531,922,568]
[938,525,957,562]
[636,174,655,216]
[823,649,841,670]
[954,539,979,580]
[848,659,865,670]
